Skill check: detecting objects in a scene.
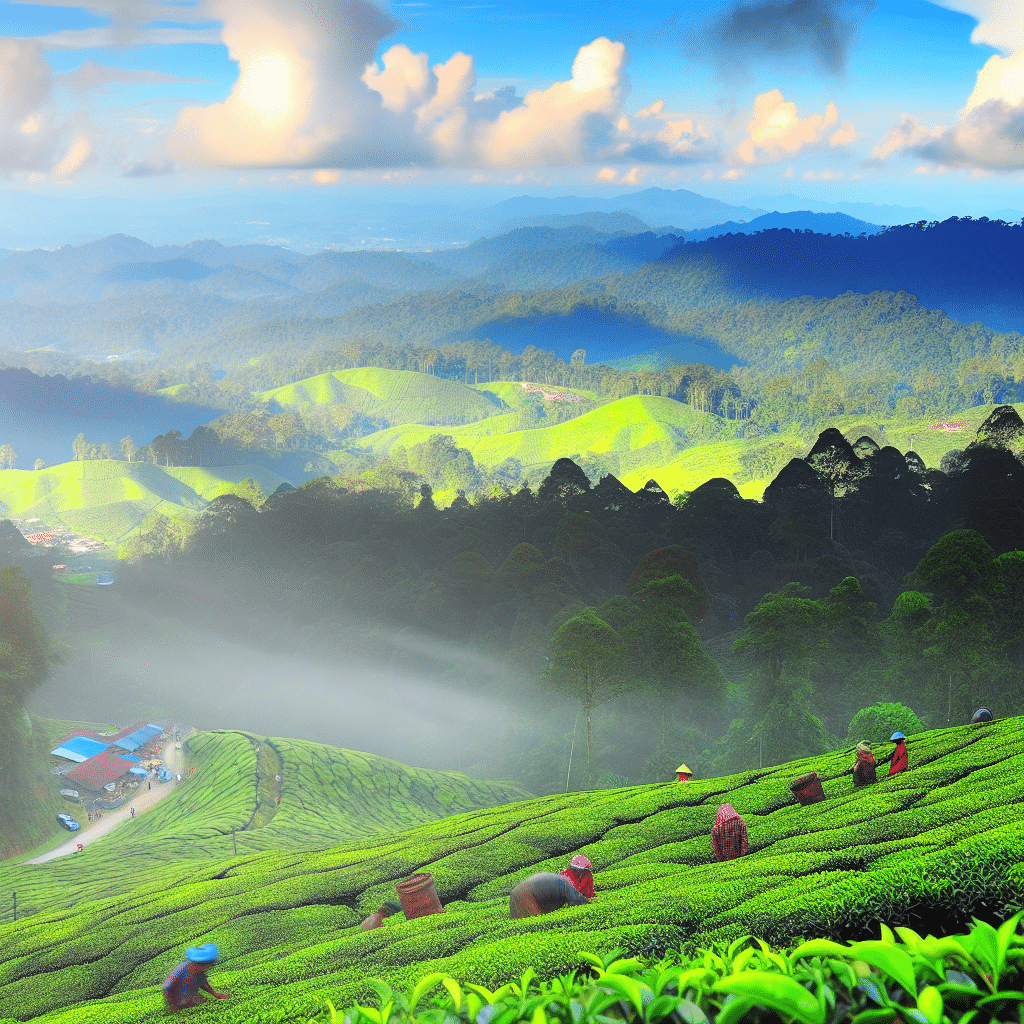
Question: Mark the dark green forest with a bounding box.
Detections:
[82,406,1024,796]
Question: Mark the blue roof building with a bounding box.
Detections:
[51,736,111,762]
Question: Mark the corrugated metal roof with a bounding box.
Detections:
[51,736,111,762]
[63,752,138,791]
[112,724,162,751]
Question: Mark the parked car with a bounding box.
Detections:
[57,813,81,832]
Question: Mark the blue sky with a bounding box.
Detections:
[0,0,1022,238]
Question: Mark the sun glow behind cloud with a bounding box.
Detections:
[239,54,293,117]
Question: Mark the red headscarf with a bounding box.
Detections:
[559,854,595,897]
[715,803,740,826]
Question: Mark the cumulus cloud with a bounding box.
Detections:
[166,0,424,168]
[160,0,718,171]
[929,0,1022,53]
[872,3,1024,170]
[0,38,60,172]
[734,88,856,163]
[702,0,876,76]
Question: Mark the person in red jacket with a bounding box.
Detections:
[887,732,909,776]
[559,854,594,898]
[852,741,877,786]
[711,803,748,862]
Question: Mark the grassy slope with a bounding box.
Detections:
[0,462,290,542]
[163,466,290,502]
[1,716,1021,1024]
[340,395,729,478]
[258,368,507,426]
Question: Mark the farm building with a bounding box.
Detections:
[50,736,111,762]
[62,752,145,792]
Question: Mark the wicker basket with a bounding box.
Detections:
[789,771,825,805]
[396,872,443,919]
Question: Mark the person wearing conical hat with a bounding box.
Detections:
[559,854,595,897]
[711,804,748,862]
[162,943,231,1012]
[676,763,692,782]
[884,732,909,776]
[851,741,876,787]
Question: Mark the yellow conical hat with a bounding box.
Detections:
[676,763,692,774]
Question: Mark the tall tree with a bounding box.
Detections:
[0,567,56,828]
[545,608,631,788]
[120,436,137,463]
[622,576,727,746]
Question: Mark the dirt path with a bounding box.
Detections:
[28,741,188,865]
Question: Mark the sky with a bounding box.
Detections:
[1,0,1022,240]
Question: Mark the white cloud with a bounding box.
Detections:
[734,88,855,164]
[159,1,719,170]
[0,38,59,172]
[362,44,431,114]
[53,133,95,178]
[873,2,1024,170]
[928,0,1022,53]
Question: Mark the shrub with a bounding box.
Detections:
[845,702,924,744]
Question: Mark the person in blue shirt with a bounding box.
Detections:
[163,944,231,1012]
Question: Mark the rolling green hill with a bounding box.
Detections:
[0,461,291,543]
[259,368,508,427]
[340,394,730,479]
[0,715,1021,1023]
[163,465,290,503]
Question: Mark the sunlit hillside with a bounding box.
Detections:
[258,368,508,427]
[0,462,287,542]
[340,393,730,480]
[1,716,1021,1023]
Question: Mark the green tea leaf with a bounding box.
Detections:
[714,995,757,1024]
[713,972,824,1024]
[916,986,943,1024]
[598,974,644,1014]
[848,941,917,996]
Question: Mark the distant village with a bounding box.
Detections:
[52,721,188,815]
[16,519,108,556]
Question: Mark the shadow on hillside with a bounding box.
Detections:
[441,306,742,370]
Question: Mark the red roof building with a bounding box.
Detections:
[62,752,137,791]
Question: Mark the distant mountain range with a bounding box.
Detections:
[0,215,1019,370]
[681,210,881,243]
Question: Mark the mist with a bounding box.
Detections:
[28,561,567,777]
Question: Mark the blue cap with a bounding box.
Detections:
[890,732,906,741]
[186,943,219,964]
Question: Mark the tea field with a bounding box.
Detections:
[0,715,1021,1023]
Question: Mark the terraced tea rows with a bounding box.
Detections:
[0,716,1021,1023]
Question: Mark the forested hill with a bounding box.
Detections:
[653,218,1023,332]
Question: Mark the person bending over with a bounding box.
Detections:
[163,943,231,1013]
[510,872,591,918]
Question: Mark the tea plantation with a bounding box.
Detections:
[0,716,1021,1024]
